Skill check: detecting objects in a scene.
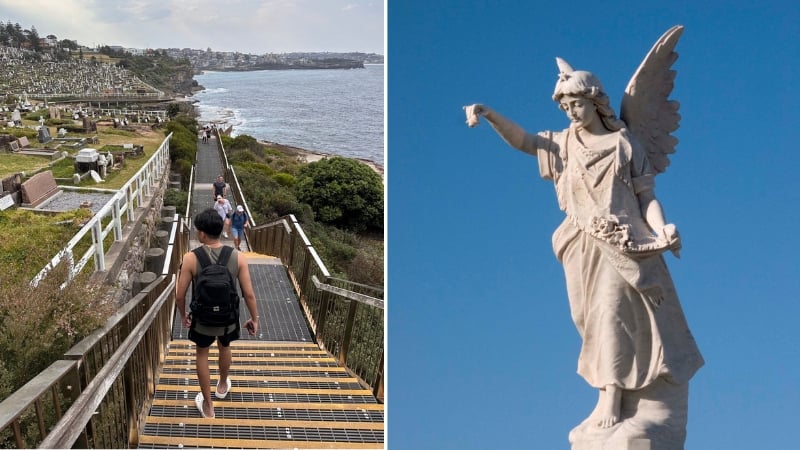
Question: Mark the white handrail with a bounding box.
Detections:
[30,133,173,287]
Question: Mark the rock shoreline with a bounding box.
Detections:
[193,105,383,176]
[256,139,384,176]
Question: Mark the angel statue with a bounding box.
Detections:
[465,25,703,449]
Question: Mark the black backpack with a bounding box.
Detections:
[190,246,240,326]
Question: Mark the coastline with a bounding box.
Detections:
[255,138,384,176]
[197,112,383,176]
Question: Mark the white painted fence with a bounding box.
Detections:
[30,133,173,287]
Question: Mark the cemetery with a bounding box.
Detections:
[0,103,166,210]
[0,44,173,208]
[0,46,165,101]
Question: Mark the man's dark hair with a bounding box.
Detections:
[194,208,223,237]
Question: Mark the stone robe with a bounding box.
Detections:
[529,127,703,390]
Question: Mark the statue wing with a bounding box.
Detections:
[620,25,684,174]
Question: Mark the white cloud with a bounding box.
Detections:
[0,0,384,53]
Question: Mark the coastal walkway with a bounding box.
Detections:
[189,134,251,252]
[136,135,384,448]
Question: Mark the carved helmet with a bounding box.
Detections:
[552,57,607,102]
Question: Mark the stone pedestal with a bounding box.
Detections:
[144,248,165,273]
[160,215,175,233]
[570,378,689,450]
[161,205,176,218]
[132,271,157,296]
[573,438,651,450]
[153,230,169,249]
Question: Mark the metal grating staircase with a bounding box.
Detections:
[138,340,384,449]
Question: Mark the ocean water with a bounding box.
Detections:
[192,65,384,166]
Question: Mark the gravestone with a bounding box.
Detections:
[82,117,97,132]
[0,195,14,210]
[18,136,29,148]
[20,170,60,207]
[38,126,52,143]
[88,170,102,183]
[9,141,19,152]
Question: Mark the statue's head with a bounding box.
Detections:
[552,58,623,131]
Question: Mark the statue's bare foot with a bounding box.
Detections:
[596,385,621,428]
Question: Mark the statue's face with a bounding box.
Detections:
[559,95,597,129]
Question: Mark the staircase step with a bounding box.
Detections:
[140,339,384,448]
[138,434,384,449]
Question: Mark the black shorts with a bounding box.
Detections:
[188,321,240,348]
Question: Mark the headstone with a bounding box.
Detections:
[37,126,52,143]
[82,117,96,132]
[0,194,14,210]
[20,170,60,207]
[18,136,29,148]
[88,170,102,183]
[9,141,19,152]
[11,110,21,123]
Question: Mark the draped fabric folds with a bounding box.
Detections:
[534,128,703,389]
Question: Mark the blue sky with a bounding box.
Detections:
[0,0,384,54]
[388,1,799,448]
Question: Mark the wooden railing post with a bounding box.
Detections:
[338,300,359,365]
[374,352,384,402]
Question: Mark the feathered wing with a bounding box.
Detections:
[619,25,684,174]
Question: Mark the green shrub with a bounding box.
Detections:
[229,150,256,164]
[295,157,383,232]
[46,118,74,126]
[229,134,259,151]
[163,189,189,213]
[24,111,48,121]
[174,159,193,189]
[238,161,274,178]
[0,252,113,448]
[0,251,113,400]
[273,172,296,187]
[347,239,384,287]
